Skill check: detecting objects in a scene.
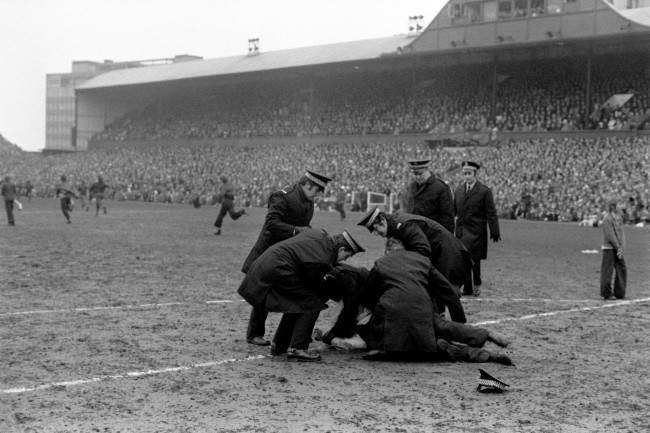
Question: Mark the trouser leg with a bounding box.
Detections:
[214,203,229,228]
[600,250,615,298]
[5,200,14,224]
[246,304,268,340]
[61,198,71,221]
[613,255,627,299]
[272,314,297,354]
[224,199,245,221]
[437,339,491,362]
[461,255,474,295]
[472,260,482,286]
[289,311,320,350]
[433,314,489,347]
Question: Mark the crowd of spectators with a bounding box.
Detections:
[1,135,648,225]
[92,58,649,143]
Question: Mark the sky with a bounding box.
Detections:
[0,0,446,152]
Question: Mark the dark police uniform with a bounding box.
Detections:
[391,212,473,297]
[358,209,469,321]
[242,183,315,273]
[359,249,439,354]
[321,259,507,363]
[238,229,362,355]
[405,175,455,233]
[241,170,331,344]
[454,177,500,287]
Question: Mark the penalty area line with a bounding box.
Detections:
[2,297,649,395]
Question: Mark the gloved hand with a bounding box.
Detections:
[491,234,501,242]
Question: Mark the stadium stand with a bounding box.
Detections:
[2,135,648,224]
[90,57,649,142]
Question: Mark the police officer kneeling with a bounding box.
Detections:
[238,228,365,362]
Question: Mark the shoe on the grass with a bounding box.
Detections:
[287,349,321,362]
[247,336,270,346]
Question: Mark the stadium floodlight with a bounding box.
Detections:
[247,38,260,55]
[408,15,424,34]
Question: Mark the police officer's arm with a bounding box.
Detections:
[485,188,501,242]
[399,222,432,258]
[265,193,303,240]
[427,266,466,323]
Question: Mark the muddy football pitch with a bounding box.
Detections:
[1,199,648,432]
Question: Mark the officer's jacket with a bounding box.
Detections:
[405,175,455,233]
[241,184,314,273]
[238,229,336,313]
[388,212,472,291]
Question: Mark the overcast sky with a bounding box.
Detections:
[0,0,446,151]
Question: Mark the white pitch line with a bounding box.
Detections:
[473,297,650,326]
[0,300,246,318]
[1,355,267,394]
[2,297,650,395]
[462,297,604,303]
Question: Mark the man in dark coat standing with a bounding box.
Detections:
[403,159,455,233]
[213,176,246,235]
[241,170,332,346]
[238,228,364,361]
[358,208,470,321]
[454,161,500,295]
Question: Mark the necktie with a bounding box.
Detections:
[466,184,471,194]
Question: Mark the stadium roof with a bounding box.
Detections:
[78,35,412,90]
[617,6,650,26]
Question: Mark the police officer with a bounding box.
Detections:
[238,228,364,361]
[403,159,455,233]
[359,207,473,290]
[241,170,332,346]
[358,207,468,322]
[454,161,500,295]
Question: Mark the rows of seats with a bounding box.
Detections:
[92,57,650,142]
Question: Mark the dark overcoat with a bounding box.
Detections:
[241,184,314,273]
[405,176,455,233]
[390,212,473,290]
[360,250,438,353]
[238,229,336,314]
[454,181,500,261]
